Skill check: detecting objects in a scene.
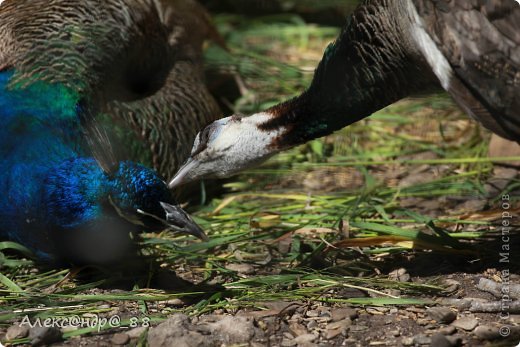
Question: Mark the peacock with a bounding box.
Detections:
[0,0,219,265]
[169,0,520,188]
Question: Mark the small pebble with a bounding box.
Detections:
[473,325,501,340]
[6,324,29,340]
[430,333,453,347]
[389,268,411,282]
[387,289,402,297]
[166,299,184,306]
[319,311,331,318]
[417,318,430,326]
[445,335,463,346]
[111,333,130,345]
[401,337,415,346]
[294,333,316,344]
[289,322,307,337]
[283,332,295,339]
[331,308,358,322]
[438,326,456,335]
[390,329,400,337]
[126,327,147,339]
[451,317,479,331]
[366,307,389,315]
[412,334,431,345]
[326,328,343,340]
[427,307,457,324]
[281,338,297,347]
[407,307,426,314]
[29,327,62,347]
[306,320,318,329]
[305,310,319,318]
[441,279,461,293]
[327,319,351,331]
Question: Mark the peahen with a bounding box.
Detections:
[169,0,520,188]
[0,0,218,265]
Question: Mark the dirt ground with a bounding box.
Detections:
[3,162,518,347]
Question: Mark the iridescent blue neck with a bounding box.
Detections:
[0,70,175,263]
[0,70,87,259]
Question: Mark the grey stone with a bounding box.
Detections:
[289,322,307,337]
[306,320,318,329]
[430,333,453,347]
[111,333,130,345]
[473,325,501,340]
[441,279,461,293]
[166,298,185,306]
[445,335,463,346]
[389,268,411,282]
[29,327,62,347]
[6,324,29,340]
[201,315,257,345]
[293,333,316,344]
[126,326,147,339]
[451,317,478,331]
[148,314,209,347]
[413,334,431,345]
[417,318,431,326]
[305,310,319,318]
[402,337,415,346]
[326,327,343,340]
[327,319,351,331]
[427,307,457,324]
[281,338,297,347]
[390,329,400,337]
[331,308,358,322]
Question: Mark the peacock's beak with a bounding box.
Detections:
[168,158,199,189]
[160,202,208,241]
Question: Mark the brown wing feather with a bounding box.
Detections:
[104,0,222,179]
[413,0,520,141]
[105,61,221,179]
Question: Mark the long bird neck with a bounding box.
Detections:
[261,0,435,149]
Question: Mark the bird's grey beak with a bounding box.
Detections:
[168,158,198,189]
[160,202,208,241]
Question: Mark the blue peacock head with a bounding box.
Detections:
[44,158,206,241]
[108,161,207,240]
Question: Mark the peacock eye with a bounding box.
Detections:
[191,125,213,156]
[201,126,212,143]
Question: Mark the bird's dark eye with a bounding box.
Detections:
[191,125,213,156]
[201,126,212,143]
